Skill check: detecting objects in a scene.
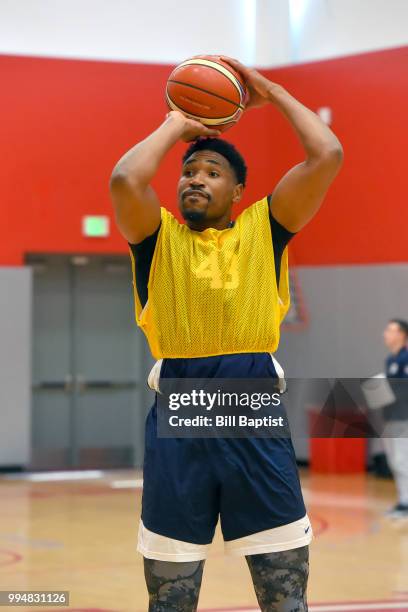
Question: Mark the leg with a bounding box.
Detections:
[143,557,205,612]
[383,422,408,506]
[245,545,309,612]
[388,436,408,505]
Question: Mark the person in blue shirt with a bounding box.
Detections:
[382,319,408,518]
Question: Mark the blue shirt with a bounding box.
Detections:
[384,346,408,421]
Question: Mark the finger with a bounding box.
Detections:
[220,55,248,75]
[189,54,223,61]
[219,55,239,62]
[219,55,241,66]
[203,127,221,137]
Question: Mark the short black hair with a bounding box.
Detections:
[182,138,247,187]
[390,319,408,337]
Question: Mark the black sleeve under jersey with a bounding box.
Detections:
[129,222,162,310]
[128,198,296,308]
[267,193,296,281]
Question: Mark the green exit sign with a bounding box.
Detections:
[82,216,110,237]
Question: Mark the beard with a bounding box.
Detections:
[180,196,210,222]
[181,208,207,222]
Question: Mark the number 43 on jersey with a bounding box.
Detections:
[193,252,239,289]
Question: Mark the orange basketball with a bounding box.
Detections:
[166,55,248,133]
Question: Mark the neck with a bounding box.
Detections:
[187,215,233,232]
[390,341,406,355]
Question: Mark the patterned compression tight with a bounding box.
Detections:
[143,545,309,612]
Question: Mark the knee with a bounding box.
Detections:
[246,545,309,612]
[392,453,408,475]
[144,557,204,611]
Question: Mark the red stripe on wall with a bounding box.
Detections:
[1,47,407,265]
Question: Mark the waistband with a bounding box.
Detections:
[147,353,286,394]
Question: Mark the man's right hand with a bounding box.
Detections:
[166,110,221,142]
[110,110,220,245]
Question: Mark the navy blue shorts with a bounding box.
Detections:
[138,352,313,561]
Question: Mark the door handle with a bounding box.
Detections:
[33,377,138,393]
[74,377,138,392]
[33,374,74,392]
[76,374,86,393]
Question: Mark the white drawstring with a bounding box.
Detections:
[147,355,286,395]
[270,354,287,394]
[147,359,163,393]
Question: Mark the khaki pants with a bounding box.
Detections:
[383,420,408,506]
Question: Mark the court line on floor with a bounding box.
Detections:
[0,548,23,566]
[201,601,408,612]
[309,601,408,612]
[110,479,144,488]
[310,513,329,536]
[2,470,105,482]
[30,605,408,612]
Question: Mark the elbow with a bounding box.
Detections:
[322,142,344,165]
[109,165,146,194]
[109,166,129,191]
[315,142,344,172]
[109,167,140,198]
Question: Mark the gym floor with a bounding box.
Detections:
[0,469,407,611]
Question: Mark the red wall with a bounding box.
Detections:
[268,46,408,266]
[1,47,407,266]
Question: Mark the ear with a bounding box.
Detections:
[232,183,244,204]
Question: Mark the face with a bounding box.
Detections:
[178,150,243,225]
[383,322,406,350]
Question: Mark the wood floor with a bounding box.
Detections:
[0,469,407,611]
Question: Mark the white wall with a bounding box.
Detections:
[289,0,408,63]
[0,268,32,466]
[0,0,290,66]
[0,0,407,67]
[277,264,408,378]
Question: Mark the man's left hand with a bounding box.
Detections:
[219,56,275,109]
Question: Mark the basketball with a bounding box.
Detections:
[165,55,248,133]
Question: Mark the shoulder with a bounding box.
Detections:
[237,196,268,218]
[268,205,297,247]
[235,197,270,229]
[400,348,408,375]
[127,207,168,250]
[386,349,408,377]
[395,347,408,365]
[127,207,173,255]
[160,206,191,236]
[235,197,296,251]
[237,196,296,233]
[128,221,161,254]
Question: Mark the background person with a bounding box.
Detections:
[382,319,408,519]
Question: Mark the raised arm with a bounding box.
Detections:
[221,56,344,232]
[109,111,220,244]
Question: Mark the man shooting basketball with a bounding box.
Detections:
[110,56,343,612]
